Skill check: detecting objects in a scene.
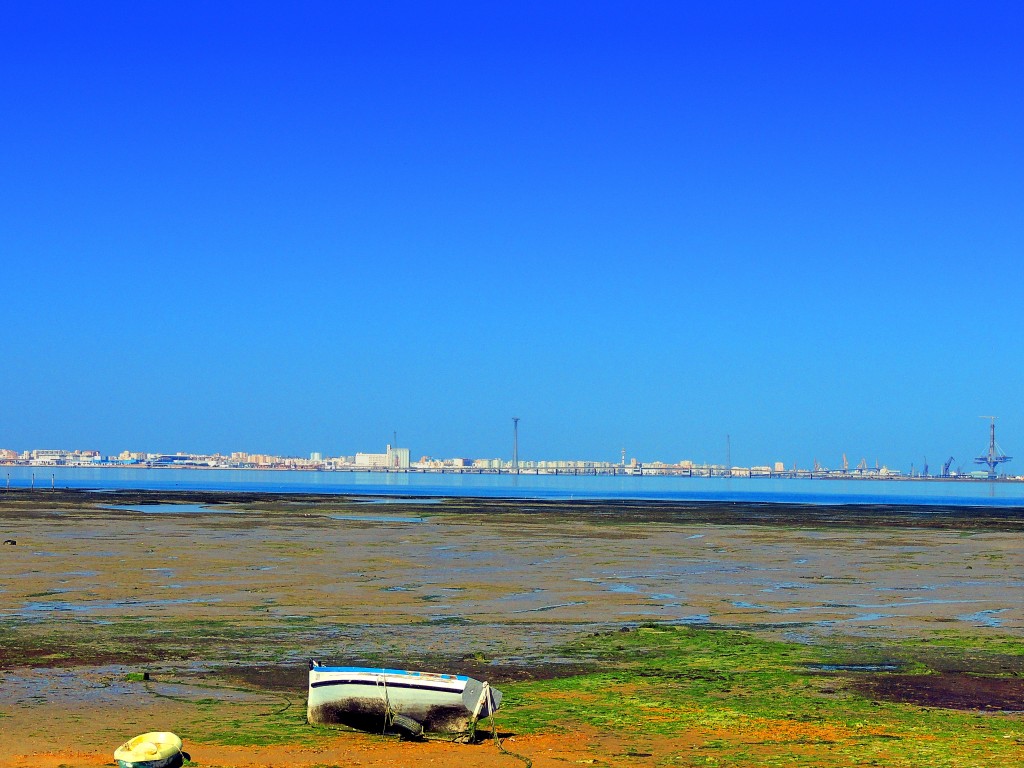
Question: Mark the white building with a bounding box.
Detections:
[355,445,410,469]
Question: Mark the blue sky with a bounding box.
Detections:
[1,2,1021,469]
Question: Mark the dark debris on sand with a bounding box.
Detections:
[1,488,1023,531]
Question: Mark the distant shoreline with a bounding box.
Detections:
[1,461,1019,481]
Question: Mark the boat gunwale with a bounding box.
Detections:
[309,678,467,694]
[310,664,470,681]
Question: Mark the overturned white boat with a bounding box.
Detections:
[307,660,502,734]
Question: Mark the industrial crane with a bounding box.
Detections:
[942,457,955,478]
[975,417,1012,479]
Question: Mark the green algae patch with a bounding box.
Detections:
[184,700,329,747]
[496,626,1024,767]
[5,614,1023,764]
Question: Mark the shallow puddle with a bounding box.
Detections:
[806,663,902,672]
[105,504,231,514]
[353,497,442,505]
[328,514,426,523]
[958,608,1008,627]
[8,596,223,619]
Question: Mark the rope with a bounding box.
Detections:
[371,684,531,767]
[486,707,532,768]
[431,685,533,767]
[378,672,393,735]
[141,677,293,715]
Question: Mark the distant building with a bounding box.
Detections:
[29,449,68,464]
[355,453,383,468]
[355,445,410,469]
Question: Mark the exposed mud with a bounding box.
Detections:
[3,487,1024,530]
[3,489,1024,664]
[854,672,1024,711]
[0,641,160,669]
[223,659,595,694]
[3,489,1024,767]
[222,663,310,692]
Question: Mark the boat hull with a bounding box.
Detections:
[307,665,501,733]
[113,732,183,768]
[116,758,182,768]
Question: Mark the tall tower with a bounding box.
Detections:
[512,417,520,473]
[975,416,1012,479]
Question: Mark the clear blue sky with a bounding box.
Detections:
[2,2,1021,470]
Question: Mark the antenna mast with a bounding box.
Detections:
[512,417,520,473]
[975,416,1012,479]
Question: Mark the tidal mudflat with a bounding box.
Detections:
[1,489,1022,767]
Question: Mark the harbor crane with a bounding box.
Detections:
[942,456,955,478]
[975,417,1011,479]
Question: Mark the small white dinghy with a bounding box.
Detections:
[307,660,502,734]
[113,731,184,768]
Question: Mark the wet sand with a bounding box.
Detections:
[1,490,1023,766]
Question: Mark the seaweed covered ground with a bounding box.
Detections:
[0,489,1022,766]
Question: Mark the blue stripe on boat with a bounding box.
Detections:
[310,679,461,694]
[312,666,469,681]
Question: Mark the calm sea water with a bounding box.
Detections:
[2,466,1023,506]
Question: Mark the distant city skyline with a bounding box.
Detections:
[0,414,1014,478]
[0,443,1012,480]
[2,5,1020,466]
